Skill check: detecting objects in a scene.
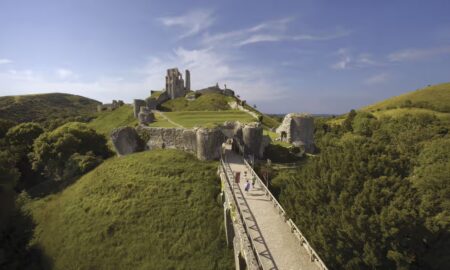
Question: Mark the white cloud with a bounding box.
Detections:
[159,9,215,39]
[0,59,13,65]
[364,73,390,85]
[56,68,77,80]
[203,18,349,47]
[388,45,450,62]
[332,49,379,70]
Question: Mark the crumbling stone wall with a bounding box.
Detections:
[138,107,155,125]
[133,99,147,118]
[113,121,268,160]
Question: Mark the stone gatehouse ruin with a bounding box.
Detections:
[111,121,269,161]
[276,113,314,152]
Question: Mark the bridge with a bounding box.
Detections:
[218,149,328,270]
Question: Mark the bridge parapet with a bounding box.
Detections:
[219,162,260,270]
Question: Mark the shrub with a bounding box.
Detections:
[31,122,112,180]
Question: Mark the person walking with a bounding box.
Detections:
[252,176,256,189]
[245,180,251,193]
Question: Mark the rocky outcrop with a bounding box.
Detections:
[276,113,314,152]
[110,127,143,156]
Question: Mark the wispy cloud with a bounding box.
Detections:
[388,45,450,62]
[203,18,349,47]
[56,68,77,80]
[158,9,215,39]
[332,49,379,70]
[364,73,390,85]
[0,59,13,65]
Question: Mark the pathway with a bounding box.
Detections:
[151,110,184,128]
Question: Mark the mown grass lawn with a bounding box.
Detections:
[164,111,255,128]
[24,149,234,270]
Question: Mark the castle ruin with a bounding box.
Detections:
[166,68,190,99]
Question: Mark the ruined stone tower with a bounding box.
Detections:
[165,68,190,99]
[185,69,190,92]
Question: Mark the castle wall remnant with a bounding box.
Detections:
[97,100,125,112]
[138,107,155,125]
[133,99,147,118]
[113,121,269,160]
[110,127,144,156]
[276,113,315,152]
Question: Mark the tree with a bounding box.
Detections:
[6,122,44,151]
[0,119,17,139]
[342,109,357,132]
[31,122,112,180]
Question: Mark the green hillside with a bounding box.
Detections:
[0,93,100,124]
[160,93,235,111]
[23,149,233,270]
[363,82,450,113]
[87,105,138,136]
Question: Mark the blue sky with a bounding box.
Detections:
[0,0,449,113]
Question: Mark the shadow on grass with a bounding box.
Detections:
[0,190,53,269]
[25,176,81,199]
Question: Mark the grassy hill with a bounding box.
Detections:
[363,82,450,113]
[0,93,100,124]
[160,93,235,112]
[87,105,138,136]
[23,149,234,270]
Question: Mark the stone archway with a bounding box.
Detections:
[280,131,287,142]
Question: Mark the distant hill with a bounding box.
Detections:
[24,149,234,269]
[0,93,100,124]
[363,82,450,113]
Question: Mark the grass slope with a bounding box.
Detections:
[24,150,233,270]
[0,93,99,123]
[164,111,255,128]
[87,105,137,136]
[160,93,235,111]
[363,82,450,113]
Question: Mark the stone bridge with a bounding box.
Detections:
[218,149,328,270]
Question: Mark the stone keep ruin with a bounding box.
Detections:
[276,113,315,152]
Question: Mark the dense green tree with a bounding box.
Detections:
[0,119,16,139]
[272,112,449,269]
[31,122,111,180]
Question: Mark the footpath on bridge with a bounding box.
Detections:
[225,151,322,270]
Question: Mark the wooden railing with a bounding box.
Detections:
[243,159,329,270]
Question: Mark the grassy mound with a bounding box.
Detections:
[87,105,137,136]
[160,93,235,111]
[24,150,233,270]
[163,111,255,128]
[363,82,450,113]
[0,93,99,124]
